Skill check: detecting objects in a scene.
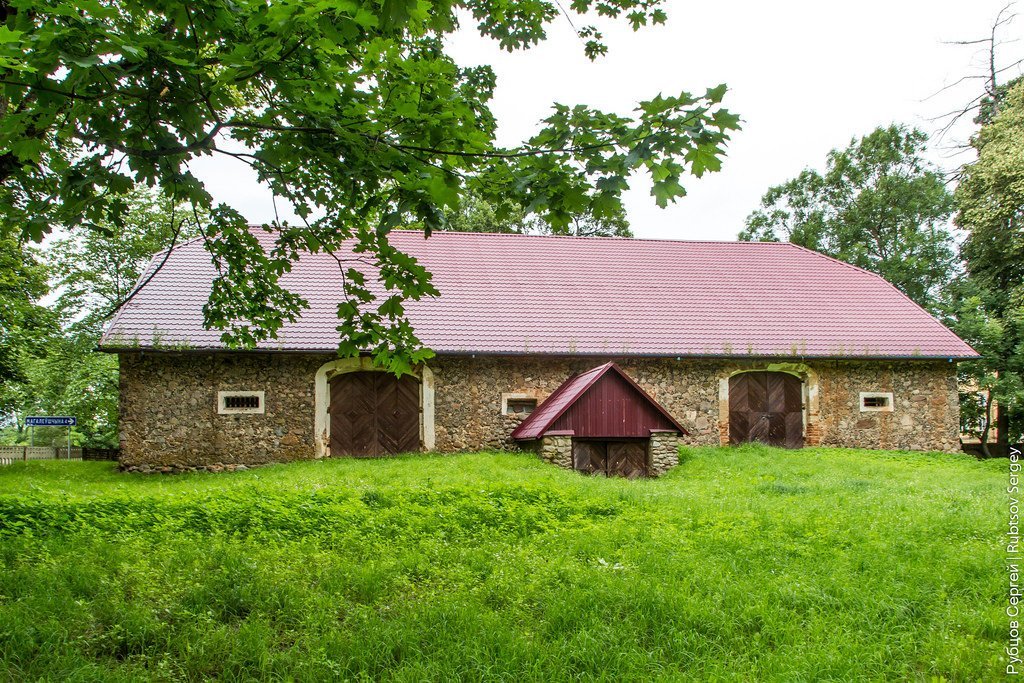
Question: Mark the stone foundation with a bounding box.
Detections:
[117,352,962,468]
[121,462,266,475]
[535,434,572,470]
[648,432,681,475]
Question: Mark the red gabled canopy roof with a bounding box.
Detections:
[511,362,687,441]
[100,229,979,359]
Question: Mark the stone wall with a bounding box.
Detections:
[648,432,681,475]
[535,434,572,470]
[816,360,960,452]
[429,356,722,450]
[117,352,962,468]
[428,356,960,453]
[118,352,323,468]
[530,433,680,477]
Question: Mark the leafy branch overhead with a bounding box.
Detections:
[0,0,739,373]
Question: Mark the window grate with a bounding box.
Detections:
[217,390,264,415]
[224,394,260,409]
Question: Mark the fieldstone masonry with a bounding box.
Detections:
[117,352,961,469]
[530,431,680,477]
[118,352,322,468]
[535,434,572,470]
[648,431,681,475]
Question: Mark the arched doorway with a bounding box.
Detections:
[313,358,435,458]
[728,371,804,448]
[330,371,420,456]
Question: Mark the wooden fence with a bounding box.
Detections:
[0,446,121,465]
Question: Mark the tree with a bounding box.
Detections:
[0,228,53,427]
[954,80,1024,451]
[976,74,1023,127]
[931,3,1023,142]
[46,187,199,327]
[739,125,956,314]
[0,189,193,447]
[0,0,739,374]
[443,190,633,237]
[8,332,120,447]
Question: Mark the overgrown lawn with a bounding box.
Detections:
[0,446,1006,680]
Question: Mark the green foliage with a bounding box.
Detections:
[443,188,633,237]
[0,188,189,447]
[0,0,739,371]
[3,331,120,447]
[0,448,1005,680]
[0,230,55,416]
[46,187,200,327]
[954,81,1024,444]
[740,125,956,314]
[975,74,1024,127]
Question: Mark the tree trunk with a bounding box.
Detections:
[980,393,993,458]
[997,401,1011,457]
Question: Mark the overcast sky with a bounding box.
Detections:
[190,0,1023,242]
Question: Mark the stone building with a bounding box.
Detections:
[101,230,977,474]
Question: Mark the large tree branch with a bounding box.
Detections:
[223,118,653,159]
[76,123,223,159]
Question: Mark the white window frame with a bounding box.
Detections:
[501,392,539,416]
[859,391,894,413]
[218,390,265,415]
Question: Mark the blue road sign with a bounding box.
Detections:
[25,416,77,427]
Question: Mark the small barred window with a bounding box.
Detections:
[859,392,893,412]
[218,391,265,415]
[506,398,537,415]
[224,394,260,410]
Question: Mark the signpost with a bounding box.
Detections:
[25,416,77,459]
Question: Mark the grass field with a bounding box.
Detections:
[0,446,1007,681]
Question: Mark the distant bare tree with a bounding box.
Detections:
[929,3,1023,152]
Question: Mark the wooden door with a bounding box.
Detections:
[330,372,420,457]
[728,372,803,448]
[607,442,648,479]
[572,440,606,474]
[572,440,649,478]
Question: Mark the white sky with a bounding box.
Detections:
[190,0,1023,241]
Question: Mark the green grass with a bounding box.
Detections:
[0,446,1007,681]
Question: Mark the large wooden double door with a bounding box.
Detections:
[572,440,648,478]
[329,372,420,457]
[728,371,804,448]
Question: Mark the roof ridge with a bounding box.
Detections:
[241,224,826,247]
[388,229,806,246]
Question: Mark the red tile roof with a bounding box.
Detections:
[100,229,977,359]
[511,362,687,440]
